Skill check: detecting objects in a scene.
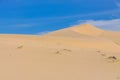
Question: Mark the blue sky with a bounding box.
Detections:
[0,0,120,34]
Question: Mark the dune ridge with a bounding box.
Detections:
[69,24,106,36]
[0,24,120,80]
[46,24,108,37]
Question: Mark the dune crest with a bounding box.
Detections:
[69,24,105,36]
[46,24,106,37]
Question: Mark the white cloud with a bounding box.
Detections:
[78,19,120,31]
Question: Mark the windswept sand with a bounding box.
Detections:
[0,24,120,80]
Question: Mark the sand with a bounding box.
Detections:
[0,24,120,80]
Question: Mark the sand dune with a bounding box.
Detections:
[0,24,120,80]
[47,24,106,37]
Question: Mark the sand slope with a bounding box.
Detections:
[0,24,120,80]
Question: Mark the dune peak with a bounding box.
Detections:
[46,24,105,37]
[69,24,105,36]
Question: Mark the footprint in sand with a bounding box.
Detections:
[17,45,24,49]
[107,56,118,62]
[114,42,120,46]
[104,55,119,62]
[63,49,72,52]
[96,50,101,53]
[55,51,61,55]
[116,77,120,80]
[55,49,72,55]
[9,53,12,56]
[96,51,119,62]
[96,50,106,57]
[101,54,106,57]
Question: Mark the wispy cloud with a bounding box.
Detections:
[37,31,51,35]
[14,23,39,28]
[12,24,35,28]
[77,19,120,31]
[115,0,120,8]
